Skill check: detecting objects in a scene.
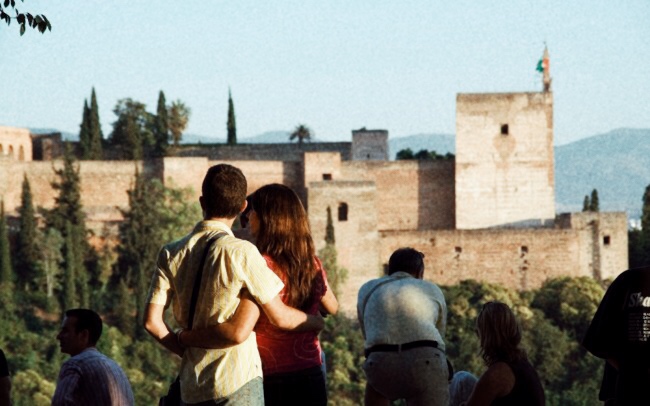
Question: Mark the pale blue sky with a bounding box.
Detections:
[1,1,648,145]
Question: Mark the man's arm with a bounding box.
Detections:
[260,295,324,332]
[180,290,261,349]
[143,303,184,357]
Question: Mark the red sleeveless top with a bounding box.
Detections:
[255,255,328,375]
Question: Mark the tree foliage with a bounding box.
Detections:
[290,124,312,145]
[396,148,454,161]
[0,0,51,36]
[582,189,600,212]
[88,88,104,159]
[46,144,95,309]
[15,174,40,292]
[168,100,190,147]
[110,99,154,160]
[227,89,237,145]
[153,91,169,157]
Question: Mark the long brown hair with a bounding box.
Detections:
[477,302,526,366]
[250,184,318,309]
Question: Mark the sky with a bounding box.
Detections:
[1,1,648,145]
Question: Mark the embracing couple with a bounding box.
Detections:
[144,164,338,405]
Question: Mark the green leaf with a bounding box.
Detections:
[26,13,32,25]
[3,0,9,8]
[38,20,45,33]
[20,22,25,36]
[16,13,23,24]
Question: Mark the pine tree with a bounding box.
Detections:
[39,228,63,302]
[78,99,91,159]
[589,189,599,212]
[15,175,40,292]
[153,90,169,157]
[227,89,237,145]
[88,87,104,159]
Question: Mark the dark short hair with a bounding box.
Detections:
[388,247,425,276]
[65,308,103,345]
[201,164,247,219]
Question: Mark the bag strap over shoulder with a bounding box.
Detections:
[188,233,226,330]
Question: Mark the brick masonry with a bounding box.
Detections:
[0,90,629,313]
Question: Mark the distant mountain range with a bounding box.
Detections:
[386,129,650,220]
[30,127,650,219]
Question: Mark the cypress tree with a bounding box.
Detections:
[154,90,169,156]
[318,206,347,297]
[227,89,237,145]
[0,201,12,285]
[116,170,165,335]
[79,99,91,159]
[589,189,599,212]
[641,185,650,232]
[88,87,104,159]
[62,222,78,310]
[0,201,15,315]
[47,144,93,308]
[15,174,40,291]
[325,206,335,245]
[582,195,590,212]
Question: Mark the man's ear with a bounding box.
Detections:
[240,199,248,214]
[79,329,91,347]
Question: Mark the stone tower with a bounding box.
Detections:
[351,128,388,160]
[455,92,555,229]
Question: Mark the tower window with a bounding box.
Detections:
[604,235,611,245]
[455,246,462,253]
[338,203,348,221]
[501,124,509,135]
[322,173,332,180]
[520,246,528,254]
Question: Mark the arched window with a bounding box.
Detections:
[0,144,3,154]
[338,203,348,222]
[8,145,13,157]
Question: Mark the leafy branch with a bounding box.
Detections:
[0,0,51,35]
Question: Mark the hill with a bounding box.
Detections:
[555,128,650,218]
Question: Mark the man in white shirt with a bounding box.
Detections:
[357,247,449,406]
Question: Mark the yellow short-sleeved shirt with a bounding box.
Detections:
[146,220,284,403]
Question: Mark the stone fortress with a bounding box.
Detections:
[0,84,628,312]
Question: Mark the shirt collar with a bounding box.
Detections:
[192,220,235,237]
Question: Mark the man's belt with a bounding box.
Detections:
[364,340,441,358]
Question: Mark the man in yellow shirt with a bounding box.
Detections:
[144,164,323,405]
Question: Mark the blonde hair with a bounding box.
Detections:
[477,302,526,366]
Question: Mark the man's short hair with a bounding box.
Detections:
[388,247,425,276]
[65,308,103,346]
[201,164,247,219]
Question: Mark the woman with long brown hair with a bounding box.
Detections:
[462,302,544,405]
[248,183,338,405]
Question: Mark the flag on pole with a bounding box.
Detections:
[536,47,550,73]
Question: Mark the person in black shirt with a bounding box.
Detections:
[0,348,11,406]
[583,266,650,405]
